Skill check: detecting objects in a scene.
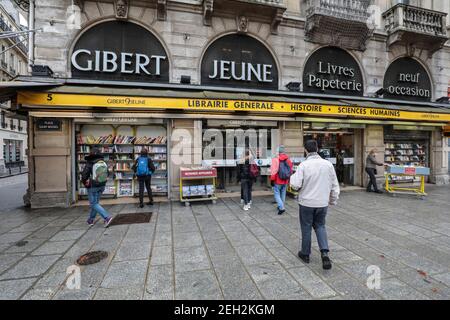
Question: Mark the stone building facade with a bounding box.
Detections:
[0,0,28,175]
[7,0,450,207]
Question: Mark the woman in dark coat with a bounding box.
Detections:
[237,150,258,211]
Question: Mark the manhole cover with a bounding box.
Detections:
[76,251,108,266]
[108,212,152,226]
[15,240,28,247]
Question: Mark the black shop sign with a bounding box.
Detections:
[71,21,169,82]
[383,57,431,102]
[303,47,364,96]
[36,119,62,131]
[201,34,278,90]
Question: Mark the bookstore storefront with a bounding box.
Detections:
[7,22,450,208]
[18,89,450,207]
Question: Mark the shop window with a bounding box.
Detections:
[75,123,168,200]
[3,139,20,163]
[384,125,431,183]
[1,111,5,128]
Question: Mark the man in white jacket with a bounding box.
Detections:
[290,140,340,270]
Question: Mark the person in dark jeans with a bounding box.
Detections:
[365,148,385,194]
[237,150,256,211]
[81,148,113,227]
[290,140,340,270]
[132,148,155,208]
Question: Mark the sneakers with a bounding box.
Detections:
[148,200,154,206]
[298,252,310,264]
[321,252,332,270]
[278,209,285,215]
[139,203,144,208]
[243,204,249,211]
[104,216,113,228]
[374,190,383,194]
[87,218,95,227]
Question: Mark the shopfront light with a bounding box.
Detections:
[286,82,301,92]
[436,96,449,103]
[180,75,191,84]
[375,88,385,97]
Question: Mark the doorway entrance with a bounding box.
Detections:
[202,120,278,193]
[303,122,356,186]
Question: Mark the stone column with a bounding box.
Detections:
[29,118,72,208]
[280,121,303,157]
[429,130,450,185]
[169,119,201,200]
[363,125,385,189]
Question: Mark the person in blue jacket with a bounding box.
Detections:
[133,148,156,208]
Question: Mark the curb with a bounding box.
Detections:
[0,171,28,179]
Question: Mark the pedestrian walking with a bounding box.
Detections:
[365,148,385,194]
[237,150,259,211]
[290,140,340,270]
[133,148,156,208]
[81,148,113,227]
[270,145,293,215]
[336,149,345,186]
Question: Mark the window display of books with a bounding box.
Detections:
[78,134,115,144]
[134,136,167,145]
[114,135,135,144]
[118,181,133,197]
[134,146,167,154]
[77,128,168,199]
[384,143,426,167]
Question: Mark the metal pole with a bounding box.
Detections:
[27,0,35,73]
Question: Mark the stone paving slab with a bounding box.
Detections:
[0,185,450,300]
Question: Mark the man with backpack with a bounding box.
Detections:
[133,148,155,208]
[289,140,340,270]
[270,145,293,215]
[81,148,113,227]
[237,150,259,211]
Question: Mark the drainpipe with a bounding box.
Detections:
[27,0,35,73]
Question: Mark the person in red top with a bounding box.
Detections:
[270,145,293,215]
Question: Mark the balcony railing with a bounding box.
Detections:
[305,0,374,50]
[236,0,284,6]
[0,60,7,69]
[306,0,372,23]
[0,16,28,54]
[384,4,447,36]
[383,4,448,55]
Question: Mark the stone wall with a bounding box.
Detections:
[33,1,450,98]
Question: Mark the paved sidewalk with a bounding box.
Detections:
[0,186,450,300]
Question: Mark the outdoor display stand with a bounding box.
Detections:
[180,167,218,206]
[384,165,430,198]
